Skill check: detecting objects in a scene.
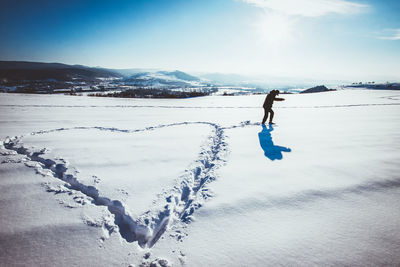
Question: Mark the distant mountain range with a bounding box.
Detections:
[2,61,374,93]
[122,70,203,87]
[0,61,122,81]
[0,61,209,89]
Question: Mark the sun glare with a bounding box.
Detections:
[254,13,293,44]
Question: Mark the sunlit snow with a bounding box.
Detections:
[1,89,400,266]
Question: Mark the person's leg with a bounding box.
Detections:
[262,108,269,124]
[269,109,274,123]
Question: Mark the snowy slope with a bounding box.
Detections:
[1,90,400,266]
[123,70,204,88]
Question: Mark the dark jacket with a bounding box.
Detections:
[263,92,284,109]
[263,93,275,109]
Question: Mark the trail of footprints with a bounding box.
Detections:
[0,121,258,248]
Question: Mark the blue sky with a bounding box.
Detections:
[0,0,399,81]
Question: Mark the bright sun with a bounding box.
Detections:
[254,13,293,44]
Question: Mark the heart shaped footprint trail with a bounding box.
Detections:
[5,122,226,247]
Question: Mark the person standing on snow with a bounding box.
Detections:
[262,90,285,124]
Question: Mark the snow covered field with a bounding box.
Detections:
[1,90,400,266]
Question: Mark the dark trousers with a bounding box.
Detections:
[262,108,274,124]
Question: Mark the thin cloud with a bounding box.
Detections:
[377,29,400,40]
[241,0,368,17]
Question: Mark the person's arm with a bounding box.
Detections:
[274,97,285,101]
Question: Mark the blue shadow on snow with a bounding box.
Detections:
[258,124,291,160]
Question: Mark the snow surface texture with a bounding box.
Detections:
[1,89,400,266]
